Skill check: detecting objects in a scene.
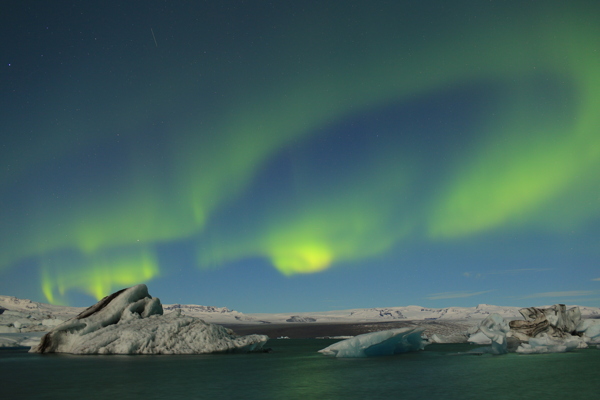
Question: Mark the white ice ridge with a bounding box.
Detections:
[318,327,425,358]
[30,284,268,354]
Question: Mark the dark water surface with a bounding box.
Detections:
[1,341,598,399]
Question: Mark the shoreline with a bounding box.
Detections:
[223,319,477,340]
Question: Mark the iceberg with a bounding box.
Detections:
[510,304,581,341]
[472,305,591,355]
[318,327,425,358]
[576,319,600,343]
[477,313,511,354]
[467,331,492,345]
[30,284,268,354]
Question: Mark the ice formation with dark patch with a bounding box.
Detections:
[30,284,268,354]
[470,304,600,354]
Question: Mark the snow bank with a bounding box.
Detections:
[30,284,268,355]
[318,327,425,358]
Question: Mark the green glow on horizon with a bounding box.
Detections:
[41,247,159,305]
[198,199,411,276]
[263,206,405,275]
[197,153,412,274]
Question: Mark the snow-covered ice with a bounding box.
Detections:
[3,290,600,353]
[318,327,425,358]
[4,292,600,328]
[30,284,268,355]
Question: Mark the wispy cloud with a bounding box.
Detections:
[463,268,553,279]
[488,268,554,275]
[593,278,600,281]
[521,290,596,299]
[462,272,482,279]
[426,290,493,300]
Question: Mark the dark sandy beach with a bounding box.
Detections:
[224,320,475,340]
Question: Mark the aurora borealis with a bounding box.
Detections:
[1,1,599,312]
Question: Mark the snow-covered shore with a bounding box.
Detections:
[2,292,599,348]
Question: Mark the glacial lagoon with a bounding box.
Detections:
[1,340,598,399]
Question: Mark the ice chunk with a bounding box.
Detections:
[577,319,600,341]
[429,334,444,343]
[474,306,599,354]
[516,333,582,354]
[0,325,19,333]
[42,318,65,328]
[429,333,468,343]
[511,304,582,341]
[478,313,510,354]
[0,332,45,348]
[541,304,581,332]
[467,331,492,345]
[30,284,268,354]
[318,327,425,358]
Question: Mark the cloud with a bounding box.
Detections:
[487,268,554,275]
[463,268,553,279]
[426,290,493,300]
[521,291,596,299]
[593,278,600,281]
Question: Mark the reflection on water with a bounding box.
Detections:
[1,341,598,399]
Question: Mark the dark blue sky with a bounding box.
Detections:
[1,1,599,312]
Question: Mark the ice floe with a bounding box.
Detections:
[318,327,425,358]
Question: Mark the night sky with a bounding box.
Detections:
[1,1,599,312]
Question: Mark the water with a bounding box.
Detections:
[1,341,598,399]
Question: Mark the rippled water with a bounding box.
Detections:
[1,341,598,399]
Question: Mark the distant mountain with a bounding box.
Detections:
[162,303,256,323]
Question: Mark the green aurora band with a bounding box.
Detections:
[1,3,599,303]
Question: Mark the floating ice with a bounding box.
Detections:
[0,332,45,348]
[478,313,510,354]
[30,284,268,355]
[516,333,582,354]
[467,331,492,345]
[429,333,468,344]
[318,327,425,358]
[473,305,593,355]
[577,319,600,342]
